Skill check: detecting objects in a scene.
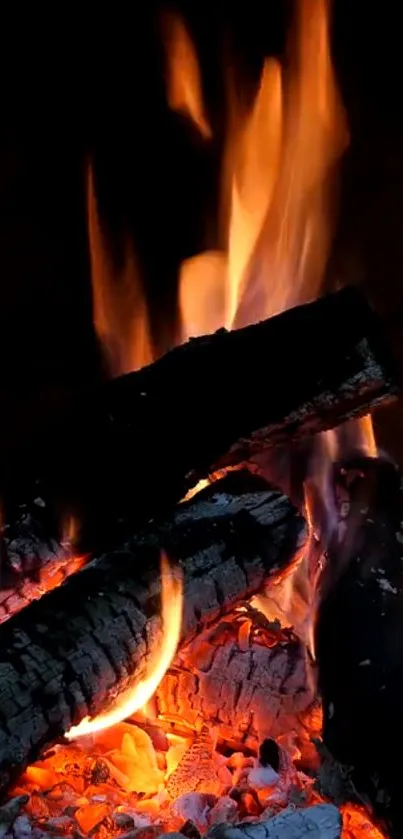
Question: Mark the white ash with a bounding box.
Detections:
[7,815,32,839]
[172,793,216,828]
[208,797,238,826]
[247,766,279,790]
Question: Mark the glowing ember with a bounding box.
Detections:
[66,552,183,739]
[11,610,387,839]
[0,552,86,624]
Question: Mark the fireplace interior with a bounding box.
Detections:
[1,2,403,839]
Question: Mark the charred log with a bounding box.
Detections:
[0,552,85,625]
[0,471,305,793]
[0,287,399,557]
[155,611,315,750]
[198,804,342,839]
[317,457,403,839]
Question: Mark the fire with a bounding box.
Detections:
[175,0,348,337]
[5,6,385,838]
[61,513,80,549]
[251,482,323,661]
[331,413,378,460]
[163,13,211,140]
[357,414,377,457]
[87,162,153,376]
[66,552,183,739]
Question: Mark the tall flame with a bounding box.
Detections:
[66,552,183,740]
[176,0,349,336]
[166,0,376,655]
[87,163,153,376]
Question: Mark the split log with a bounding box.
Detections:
[0,471,305,793]
[154,610,316,750]
[0,287,399,557]
[317,457,403,839]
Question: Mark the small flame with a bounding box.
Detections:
[225,58,283,328]
[61,514,80,550]
[163,13,211,139]
[333,413,377,460]
[87,162,153,376]
[66,552,183,739]
[353,414,377,458]
[252,486,322,661]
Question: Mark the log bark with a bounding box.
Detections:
[154,612,315,750]
[317,457,403,839]
[0,287,399,557]
[0,471,305,793]
[200,804,342,839]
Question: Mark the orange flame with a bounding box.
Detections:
[87,162,153,376]
[252,484,322,661]
[353,414,377,457]
[61,513,80,550]
[331,413,377,460]
[167,0,377,659]
[66,552,183,739]
[233,0,348,327]
[163,13,211,139]
[176,0,348,338]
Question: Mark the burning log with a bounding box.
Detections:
[0,471,305,793]
[317,457,403,839]
[155,608,315,749]
[1,287,398,557]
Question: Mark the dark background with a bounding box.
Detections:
[0,1,402,465]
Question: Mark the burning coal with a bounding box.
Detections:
[7,609,386,839]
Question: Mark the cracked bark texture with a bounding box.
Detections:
[0,287,398,556]
[156,620,315,748]
[201,803,341,839]
[0,498,74,593]
[0,471,305,792]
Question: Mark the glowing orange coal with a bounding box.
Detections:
[66,552,183,739]
[87,162,153,376]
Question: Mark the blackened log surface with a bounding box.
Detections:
[0,501,67,591]
[0,287,399,555]
[0,472,305,793]
[317,458,403,839]
[155,619,315,748]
